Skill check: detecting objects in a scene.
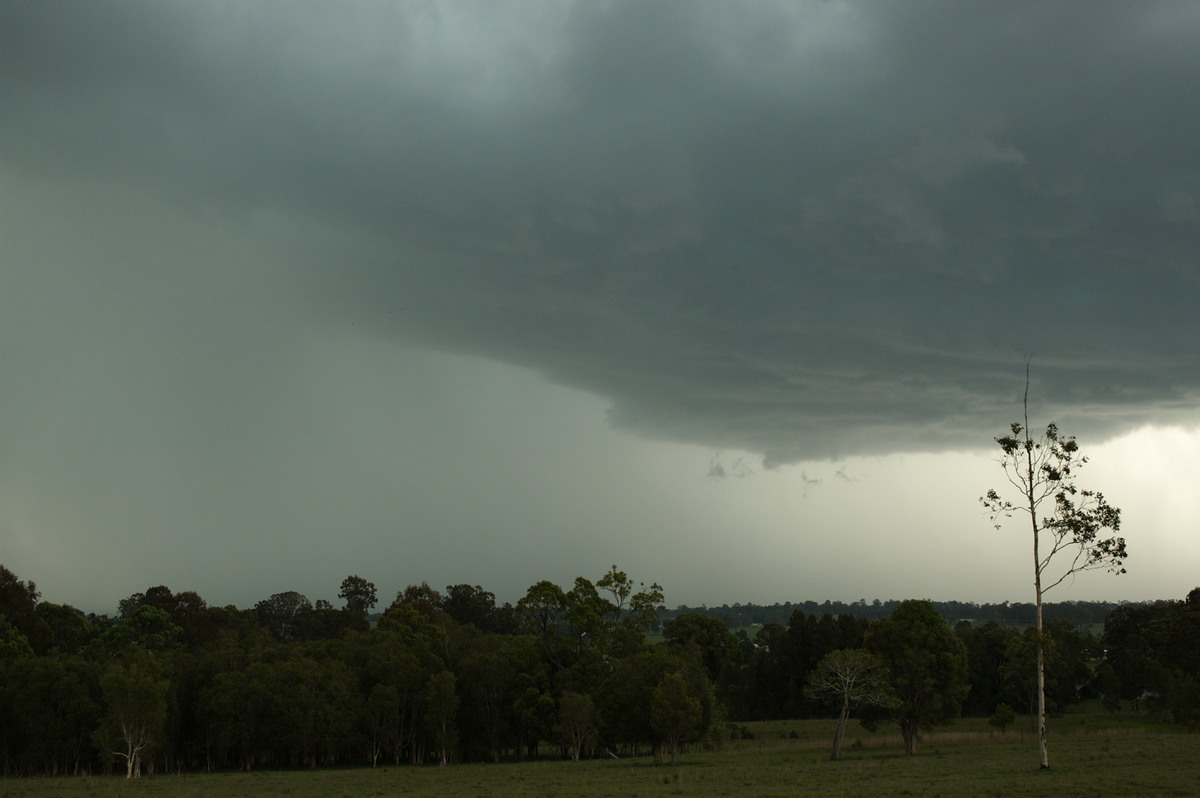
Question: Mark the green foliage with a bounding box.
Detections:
[988,702,1015,733]
[597,646,714,760]
[863,600,969,755]
[983,419,1126,591]
[1166,671,1200,727]
[0,655,100,774]
[982,366,1127,769]
[804,648,895,759]
[1102,587,1200,726]
[102,605,183,654]
[442,583,515,633]
[1,559,1196,777]
[956,620,1017,716]
[516,581,567,638]
[391,582,445,621]
[650,672,702,765]
[95,659,170,778]
[0,615,34,659]
[554,691,598,761]
[1095,662,1122,712]
[998,629,1040,716]
[666,598,1132,629]
[423,670,459,765]
[982,368,1127,605]
[338,575,377,619]
[35,602,97,655]
[253,591,312,642]
[663,612,740,682]
[0,565,50,652]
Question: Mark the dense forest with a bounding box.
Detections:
[664,598,1127,628]
[1,563,1197,777]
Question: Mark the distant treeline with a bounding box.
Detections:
[2,561,1196,778]
[665,598,1147,628]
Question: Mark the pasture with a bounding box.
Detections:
[4,712,1196,798]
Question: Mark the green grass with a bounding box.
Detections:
[4,714,1197,798]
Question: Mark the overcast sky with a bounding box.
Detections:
[3,1,1199,615]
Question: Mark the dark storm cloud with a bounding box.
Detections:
[4,0,1199,464]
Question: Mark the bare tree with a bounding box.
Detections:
[982,363,1126,769]
[805,648,894,760]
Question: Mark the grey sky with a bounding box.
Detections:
[3,1,1198,613]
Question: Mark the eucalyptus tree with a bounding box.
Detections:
[363,684,400,767]
[982,365,1126,769]
[1102,588,1200,722]
[455,632,531,762]
[804,649,893,760]
[650,672,702,766]
[0,655,99,775]
[862,600,968,756]
[94,659,170,778]
[423,670,459,765]
[596,565,665,657]
[0,616,33,659]
[516,580,568,640]
[102,605,182,654]
[956,621,1019,717]
[254,591,312,642]
[442,583,514,633]
[598,647,713,762]
[338,575,377,620]
[370,609,448,763]
[0,564,48,651]
[662,613,740,681]
[555,691,598,762]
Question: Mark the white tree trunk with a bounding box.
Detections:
[1036,589,1048,769]
[830,700,849,760]
[1024,394,1050,770]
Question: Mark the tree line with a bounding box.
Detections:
[665,598,1133,629]
[1,562,1197,777]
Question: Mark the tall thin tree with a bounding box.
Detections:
[982,363,1126,769]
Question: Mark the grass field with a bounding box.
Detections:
[4,712,1196,798]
